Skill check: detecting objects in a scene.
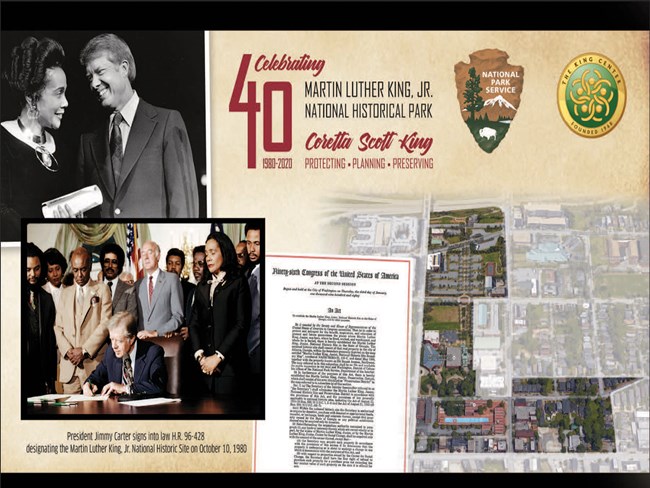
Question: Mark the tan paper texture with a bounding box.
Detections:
[211,31,648,255]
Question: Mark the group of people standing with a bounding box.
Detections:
[25,223,262,404]
[2,32,199,242]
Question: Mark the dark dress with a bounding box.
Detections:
[24,287,57,397]
[1,126,72,242]
[189,273,251,396]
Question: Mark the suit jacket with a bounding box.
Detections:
[79,99,199,218]
[54,280,112,384]
[111,279,138,319]
[136,270,184,336]
[25,286,57,396]
[87,339,167,395]
[189,273,251,379]
[247,264,261,355]
[180,279,196,326]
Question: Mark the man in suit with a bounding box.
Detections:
[166,247,195,337]
[235,240,250,272]
[245,222,262,376]
[166,247,201,397]
[54,247,112,394]
[100,242,137,318]
[25,243,57,397]
[78,33,199,218]
[192,245,206,284]
[135,240,184,339]
[83,311,167,397]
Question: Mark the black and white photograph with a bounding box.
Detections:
[1,31,208,244]
[22,219,263,420]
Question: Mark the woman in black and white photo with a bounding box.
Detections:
[1,36,74,242]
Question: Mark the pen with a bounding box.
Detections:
[35,401,77,407]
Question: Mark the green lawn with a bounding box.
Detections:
[527,304,547,325]
[594,273,649,298]
[423,305,460,330]
[564,206,593,231]
[589,236,609,266]
[424,322,460,330]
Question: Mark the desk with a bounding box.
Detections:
[25,395,262,419]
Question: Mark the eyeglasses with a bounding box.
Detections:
[35,145,60,173]
[103,259,119,265]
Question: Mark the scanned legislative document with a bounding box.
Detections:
[256,255,412,472]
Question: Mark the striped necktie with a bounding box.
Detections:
[123,355,134,393]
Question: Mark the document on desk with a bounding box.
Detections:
[65,394,109,402]
[27,394,70,404]
[257,255,412,472]
[119,397,182,407]
[28,394,109,403]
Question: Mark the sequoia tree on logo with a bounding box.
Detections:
[454,49,524,153]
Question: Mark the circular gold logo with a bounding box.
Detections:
[557,53,626,138]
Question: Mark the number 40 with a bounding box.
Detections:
[229,54,292,168]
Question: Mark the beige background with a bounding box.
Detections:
[2,30,648,473]
[211,31,649,254]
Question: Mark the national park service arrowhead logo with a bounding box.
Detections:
[557,53,626,138]
[454,49,524,153]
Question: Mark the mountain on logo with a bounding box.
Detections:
[483,95,516,110]
[478,95,517,122]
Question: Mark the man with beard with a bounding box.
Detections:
[25,242,57,397]
[235,240,249,272]
[99,242,137,318]
[192,245,206,285]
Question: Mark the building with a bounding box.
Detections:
[424,398,434,425]
[491,287,507,297]
[416,398,426,421]
[415,437,428,452]
[607,238,641,265]
[568,435,581,451]
[477,303,488,327]
[446,346,462,368]
[422,342,444,370]
[441,330,458,343]
[515,429,535,440]
[526,242,569,263]
[524,203,568,229]
[485,276,494,291]
[424,330,440,345]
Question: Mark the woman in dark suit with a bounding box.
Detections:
[189,231,251,396]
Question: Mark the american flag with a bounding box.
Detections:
[126,223,143,280]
